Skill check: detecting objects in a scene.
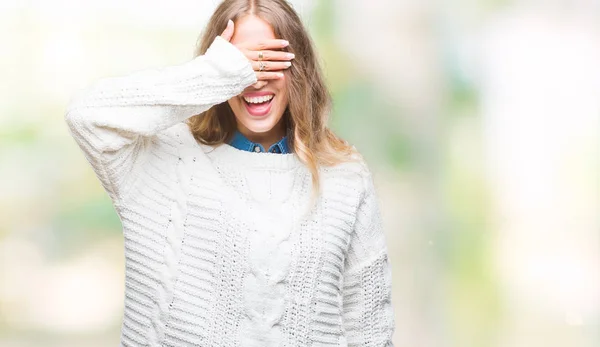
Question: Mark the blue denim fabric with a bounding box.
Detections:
[229,130,290,154]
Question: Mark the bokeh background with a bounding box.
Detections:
[1,0,599,346]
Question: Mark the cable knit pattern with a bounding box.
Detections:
[64,34,395,347]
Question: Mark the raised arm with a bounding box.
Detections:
[64,35,257,210]
[342,170,396,347]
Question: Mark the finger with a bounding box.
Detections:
[252,61,292,71]
[256,71,285,81]
[253,50,295,61]
[220,19,234,41]
[238,39,289,50]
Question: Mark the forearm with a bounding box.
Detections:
[343,249,395,347]
[65,35,256,139]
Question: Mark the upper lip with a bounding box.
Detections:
[242,91,275,98]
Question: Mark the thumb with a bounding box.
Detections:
[220,19,234,41]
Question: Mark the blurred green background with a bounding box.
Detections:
[1,0,598,346]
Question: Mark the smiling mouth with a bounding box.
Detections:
[242,94,275,117]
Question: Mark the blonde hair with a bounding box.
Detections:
[187,0,362,205]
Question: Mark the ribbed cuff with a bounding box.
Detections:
[204,35,257,86]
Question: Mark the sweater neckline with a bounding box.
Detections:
[209,142,303,171]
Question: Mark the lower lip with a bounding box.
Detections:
[243,96,274,117]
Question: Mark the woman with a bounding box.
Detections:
[64,0,395,346]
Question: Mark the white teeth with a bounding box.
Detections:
[243,94,274,104]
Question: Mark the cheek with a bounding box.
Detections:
[274,82,289,105]
[278,94,289,109]
[227,98,243,119]
[227,97,240,109]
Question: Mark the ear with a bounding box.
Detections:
[220,19,235,41]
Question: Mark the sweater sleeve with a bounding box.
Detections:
[64,35,257,210]
[342,169,396,347]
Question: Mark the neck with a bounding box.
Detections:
[237,122,286,150]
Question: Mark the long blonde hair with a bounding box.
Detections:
[187,0,362,203]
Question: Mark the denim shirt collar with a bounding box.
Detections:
[229,130,290,154]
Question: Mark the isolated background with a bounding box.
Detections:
[1,0,598,346]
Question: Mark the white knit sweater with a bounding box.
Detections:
[64,35,395,347]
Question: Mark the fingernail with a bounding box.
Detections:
[282,40,289,47]
[278,72,284,78]
[228,19,233,26]
[284,62,291,67]
[287,53,295,59]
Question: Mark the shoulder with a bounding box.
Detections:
[140,122,217,168]
[319,147,375,201]
[161,122,213,151]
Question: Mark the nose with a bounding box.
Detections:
[251,80,268,89]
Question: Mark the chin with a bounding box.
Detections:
[239,120,278,133]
